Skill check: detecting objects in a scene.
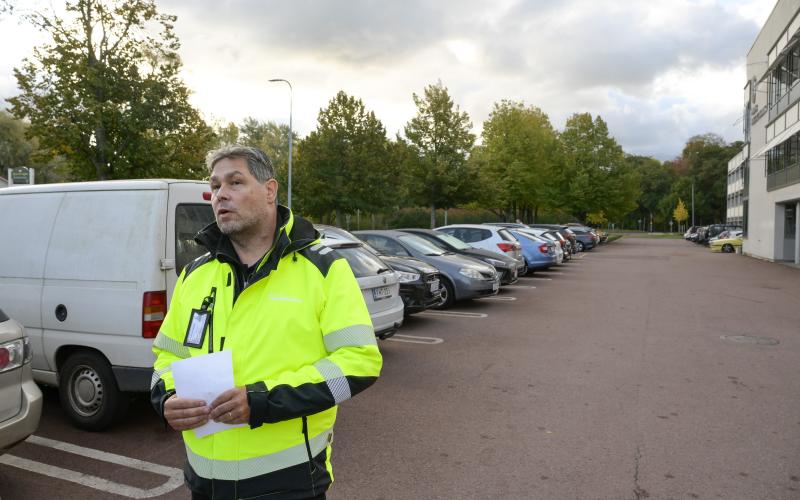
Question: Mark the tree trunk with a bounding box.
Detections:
[430,204,435,229]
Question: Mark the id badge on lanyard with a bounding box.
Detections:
[183,287,217,351]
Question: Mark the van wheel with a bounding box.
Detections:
[59,351,129,431]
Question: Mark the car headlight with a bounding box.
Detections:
[459,267,483,279]
[485,258,505,268]
[0,338,28,373]
[394,271,421,283]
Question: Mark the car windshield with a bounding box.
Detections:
[398,234,446,255]
[434,231,472,250]
[336,245,392,278]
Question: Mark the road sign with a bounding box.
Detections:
[8,167,34,185]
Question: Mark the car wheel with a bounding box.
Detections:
[575,241,584,252]
[433,278,455,309]
[59,351,129,431]
[722,244,734,253]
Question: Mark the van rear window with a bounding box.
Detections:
[176,204,215,275]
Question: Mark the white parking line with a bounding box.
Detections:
[0,435,184,499]
[419,310,488,318]
[524,277,552,281]
[388,334,444,344]
[505,285,536,289]
[538,271,564,275]
[478,296,517,301]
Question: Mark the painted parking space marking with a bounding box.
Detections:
[505,285,536,289]
[537,271,564,275]
[523,277,552,281]
[388,334,444,344]
[419,310,488,318]
[478,296,517,301]
[0,435,184,499]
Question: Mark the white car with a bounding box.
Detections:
[435,224,524,268]
[321,239,404,340]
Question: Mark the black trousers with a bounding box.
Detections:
[191,492,326,500]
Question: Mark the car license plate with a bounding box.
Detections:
[372,286,392,301]
[492,280,499,292]
[429,279,439,293]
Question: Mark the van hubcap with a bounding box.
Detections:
[68,365,103,417]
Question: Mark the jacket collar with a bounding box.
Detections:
[195,205,320,277]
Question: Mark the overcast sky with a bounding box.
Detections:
[0,0,778,160]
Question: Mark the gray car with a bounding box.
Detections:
[1,308,42,455]
[353,230,500,308]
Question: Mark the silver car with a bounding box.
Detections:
[0,308,42,455]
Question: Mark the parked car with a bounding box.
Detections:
[398,228,522,285]
[523,227,571,261]
[315,225,442,315]
[320,239,404,339]
[354,230,499,308]
[684,226,699,240]
[507,230,557,271]
[0,180,213,430]
[564,227,597,252]
[0,308,43,455]
[528,224,577,256]
[709,234,744,253]
[435,224,525,271]
[697,224,741,245]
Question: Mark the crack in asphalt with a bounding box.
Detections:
[633,445,649,499]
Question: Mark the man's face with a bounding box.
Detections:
[209,157,277,237]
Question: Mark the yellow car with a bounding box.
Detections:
[709,235,743,253]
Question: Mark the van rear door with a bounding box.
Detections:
[166,182,214,303]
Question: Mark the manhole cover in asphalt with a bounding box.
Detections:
[720,335,780,346]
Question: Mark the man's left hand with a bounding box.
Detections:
[209,386,250,425]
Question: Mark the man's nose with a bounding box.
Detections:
[215,184,230,200]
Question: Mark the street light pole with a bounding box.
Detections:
[269,78,293,210]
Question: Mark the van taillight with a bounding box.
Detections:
[143,291,167,339]
[202,192,212,201]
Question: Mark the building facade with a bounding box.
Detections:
[743,0,800,263]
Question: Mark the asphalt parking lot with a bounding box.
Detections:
[1,237,799,500]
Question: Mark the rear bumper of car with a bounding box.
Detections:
[0,366,43,454]
[371,299,405,339]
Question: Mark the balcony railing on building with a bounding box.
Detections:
[767,162,800,191]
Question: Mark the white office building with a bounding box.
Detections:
[742,0,800,263]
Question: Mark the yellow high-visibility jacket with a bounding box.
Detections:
[151,206,382,499]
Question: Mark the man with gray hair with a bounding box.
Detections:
[151,145,382,499]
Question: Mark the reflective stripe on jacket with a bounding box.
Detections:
[151,206,381,494]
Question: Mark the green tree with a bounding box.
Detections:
[295,91,398,222]
[404,81,476,228]
[8,0,214,181]
[476,100,561,222]
[560,113,640,222]
[0,110,33,170]
[626,155,676,230]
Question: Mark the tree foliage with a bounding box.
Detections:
[476,100,560,222]
[404,81,476,227]
[295,91,398,222]
[559,113,640,222]
[673,199,689,224]
[7,0,214,181]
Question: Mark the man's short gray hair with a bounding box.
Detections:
[206,145,276,183]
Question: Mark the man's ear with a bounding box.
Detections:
[265,178,279,204]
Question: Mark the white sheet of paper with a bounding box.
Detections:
[170,350,246,438]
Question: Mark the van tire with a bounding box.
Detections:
[59,351,129,431]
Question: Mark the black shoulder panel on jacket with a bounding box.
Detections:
[182,252,214,281]
[298,244,341,278]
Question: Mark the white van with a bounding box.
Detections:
[0,180,214,430]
